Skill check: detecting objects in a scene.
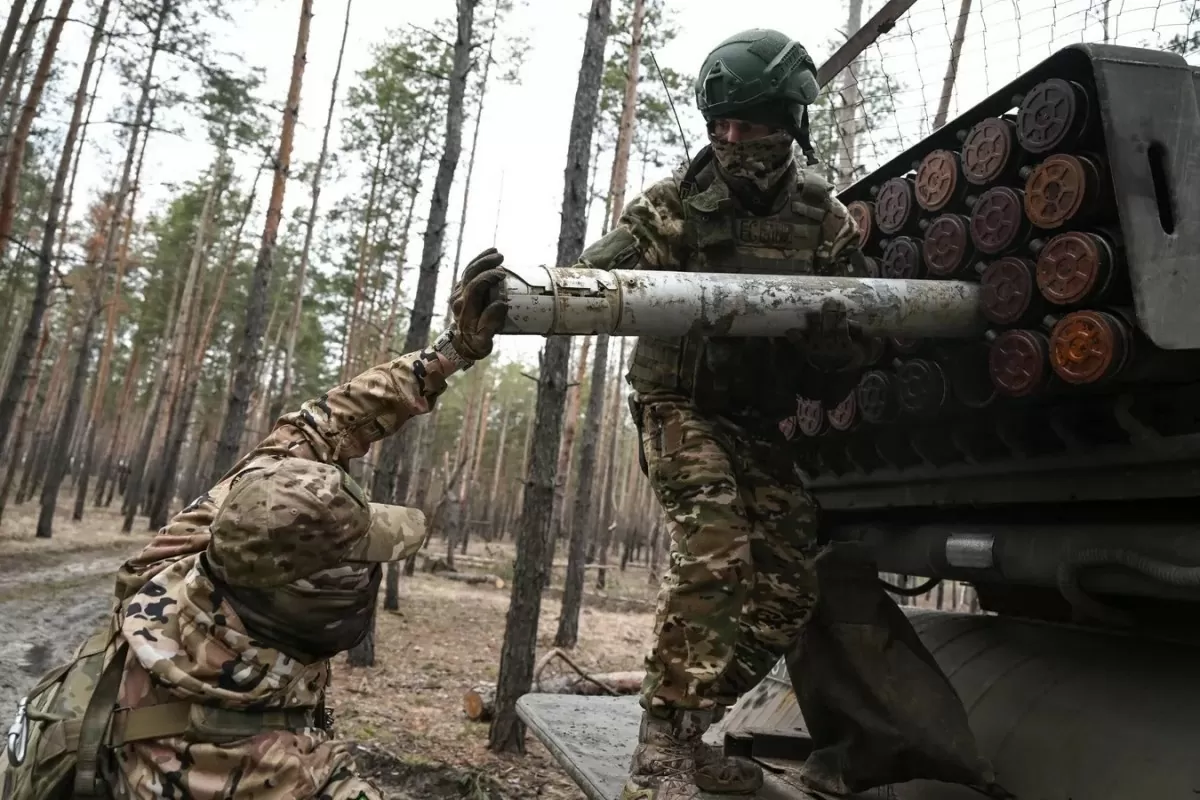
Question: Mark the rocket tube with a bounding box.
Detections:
[496,264,987,340]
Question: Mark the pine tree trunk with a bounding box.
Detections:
[485,403,510,539]
[0,318,47,524]
[402,0,476,352]
[74,100,143,520]
[149,156,224,529]
[121,347,172,529]
[0,0,46,159]
[93,343,139,506]
[279,0,350,413]
[555,332,609,648]
[343,138,386,380]
[0,0,29,79]
[0,0,70,264]
[461,386,491,554]
[0,0,88,457]
[401,398,440,576]
[548,337,590,567]
[595,341,626,590]
[488,0,611,755]
[210,0,312,484]
[368,0,479,511]
[55,20,114,268]
[513,391,535,516]
[0,294,28,391]
[40,0,158,536]
[833,0,864,188]
[603,0,645,228]
[72,204,132,520]
[444,5,498,305]
[19,313,71,505]
[354,0,480,668]
[37,265,105,538]
[933,0,972,129]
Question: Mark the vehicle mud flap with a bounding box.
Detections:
[785,542,1015,799]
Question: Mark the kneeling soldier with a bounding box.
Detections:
[2,250,509,800]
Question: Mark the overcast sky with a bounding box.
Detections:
[43,0,1200,371]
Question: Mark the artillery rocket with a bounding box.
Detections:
[508,43,1200,800]
[496,266,987,339]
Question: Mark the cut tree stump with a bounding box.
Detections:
[462,671,644,722]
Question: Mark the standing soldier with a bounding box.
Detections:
[2,251,509,800]
[566,29,870,800]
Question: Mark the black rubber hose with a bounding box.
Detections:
[878,576,941,596]
[1057,548,1200,626]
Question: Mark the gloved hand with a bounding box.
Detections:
[788,298,868,374]
[448,247,509,361]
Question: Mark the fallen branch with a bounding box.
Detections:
[462,669,645,722]
[421,551,650,572]
[435,570,506,589]
[534,647,614,695]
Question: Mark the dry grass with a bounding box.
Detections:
[331,568,656,798]
[0,499,152,559]
[434,539,665,607]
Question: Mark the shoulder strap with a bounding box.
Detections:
[678,145,715,202]
[72,639,127,796]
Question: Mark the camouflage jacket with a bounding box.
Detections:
[582,149,861,424]
[103,348,452,799]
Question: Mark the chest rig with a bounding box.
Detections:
[627,148,834,415]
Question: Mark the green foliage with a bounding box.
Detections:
[590,0,694,215]
[198,65,269,151]
[304,20,462,375]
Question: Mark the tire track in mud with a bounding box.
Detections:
[0,551,126,717]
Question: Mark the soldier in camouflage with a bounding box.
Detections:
[567,29,869,800]
[1,250,509,800]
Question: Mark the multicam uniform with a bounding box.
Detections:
[594,27,866,800]
[604,140,861,715]
[102,349,447,799]
[2,251,510,800]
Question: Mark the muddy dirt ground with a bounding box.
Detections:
[0,504,660,798]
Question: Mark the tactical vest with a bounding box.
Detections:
[627,151,835,416]
[1,616,321,800]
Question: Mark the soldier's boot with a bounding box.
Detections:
[619,709,761,799]
[619,709,702,800]
[691,706,763,795]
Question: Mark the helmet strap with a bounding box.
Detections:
[790,106,819,167]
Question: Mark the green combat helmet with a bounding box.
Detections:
[695,28,821,164]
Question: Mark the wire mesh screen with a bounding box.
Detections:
[809,0,1200,190]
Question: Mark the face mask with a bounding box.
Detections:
[710,130,796,195]
[207,555,382,663]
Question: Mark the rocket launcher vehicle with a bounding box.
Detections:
[509,43,1200,800]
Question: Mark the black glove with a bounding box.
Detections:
[788,299,868,374]
[448,248,509,361]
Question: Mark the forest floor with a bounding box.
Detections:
[0,501,661,799]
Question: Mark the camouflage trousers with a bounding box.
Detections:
[638,399,821,711]
[107,730,383,799]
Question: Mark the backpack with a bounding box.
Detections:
[2,619,326,800]
[1,623,127,800]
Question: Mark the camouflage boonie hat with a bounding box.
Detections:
[207,459,427,588]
